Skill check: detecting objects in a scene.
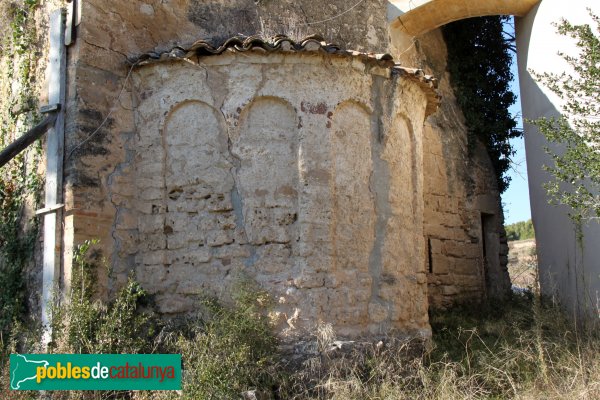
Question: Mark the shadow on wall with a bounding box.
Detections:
[516,6,600,321]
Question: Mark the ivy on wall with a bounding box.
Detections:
[443,16,520,193]
[0,0,42,343]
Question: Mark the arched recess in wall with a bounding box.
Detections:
[387,113,418,223]
[162,99,235,258]
[329,100,375,275]
[163,99,232,196]
[232,96,299,247]
[390,0,540,36]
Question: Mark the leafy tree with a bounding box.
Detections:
[530,11,600,223]
[443,16,521,193]
[505,219,535,241]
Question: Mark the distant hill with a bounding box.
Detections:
[505,219,535,241]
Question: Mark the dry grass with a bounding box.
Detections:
[280,296,600,399]
[1,285,599,399]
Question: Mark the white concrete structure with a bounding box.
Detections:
[389,0,600,321]
[516,0,600,321]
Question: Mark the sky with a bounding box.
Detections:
[500,18,532,225]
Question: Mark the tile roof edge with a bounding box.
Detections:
[130,35,439,114]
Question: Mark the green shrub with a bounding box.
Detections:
[176,281,281,400]
[48,242,282,399]
[50,240,157,356]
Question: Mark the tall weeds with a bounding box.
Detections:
[2,241,599,399]
[285,296,600,399]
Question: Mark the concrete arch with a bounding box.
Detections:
[389,0,540,36]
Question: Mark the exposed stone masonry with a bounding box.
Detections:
[51,0,512,342]
[106,48,436,339]
[391,28,511,307]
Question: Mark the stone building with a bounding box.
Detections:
[393,0,600,323]
[24,0,515,340]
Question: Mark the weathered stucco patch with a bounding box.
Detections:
[233,97,299,246]
[124,51,431,339]
[54,0,509,345]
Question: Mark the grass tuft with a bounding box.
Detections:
[1,242,599,399]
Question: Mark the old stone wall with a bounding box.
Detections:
[391,29,511,308]
[111,51,431,339]
[58,0,433,339]
[62,0,394,296]
[51,0,511,340]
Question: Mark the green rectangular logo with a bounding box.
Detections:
[10,354,181,391]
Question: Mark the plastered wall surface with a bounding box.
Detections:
[110,52,431,339]
[517,0,600,320]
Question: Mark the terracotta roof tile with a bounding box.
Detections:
[133,35,439,115]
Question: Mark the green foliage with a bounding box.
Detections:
[0,319,42,399]
[0,5,42,397]
[177,281,281,400]
[0,0,42,350]
[443,16,520,193]
[505,219,535,241]
[48,245,282,399]
[0,174,39,342]
[4,1,40,55]
[530,11,600,223]
[0,0,39,121]
[51,240,157,355]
